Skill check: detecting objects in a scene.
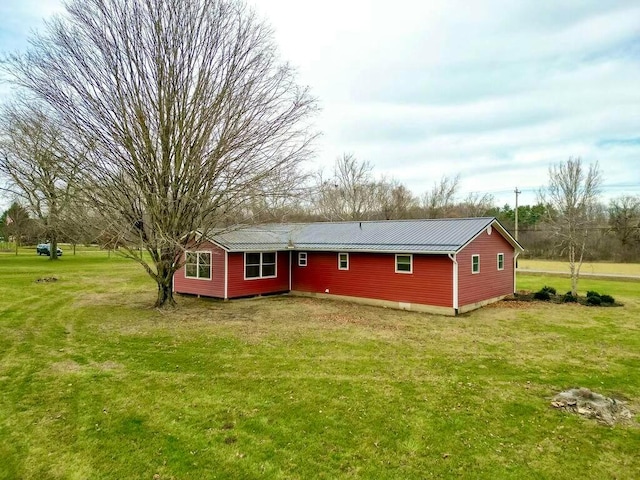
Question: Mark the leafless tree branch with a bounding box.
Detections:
[3,0,317,306]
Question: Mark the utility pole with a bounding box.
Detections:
[514,187,521,242]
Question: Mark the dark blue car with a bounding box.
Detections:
[36,243,63,256]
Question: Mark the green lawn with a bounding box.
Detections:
[1,253,639,479]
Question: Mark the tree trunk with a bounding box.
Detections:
[568,242,579,297]
[155,281,176,308]
[154,261,177,308]
[49,234,59,260]
[570,272,578,298]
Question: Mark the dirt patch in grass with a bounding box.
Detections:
[485,300,537,310]
[50,360,83,373]
[49,360,124,374]
[317,311,377,327]
[94,360,124,371]
[153,296,408,341]
[551,388,635,426]
[74,290,155,310]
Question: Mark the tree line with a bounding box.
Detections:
[4,148,638,264]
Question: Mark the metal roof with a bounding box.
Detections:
[210,217,522,254]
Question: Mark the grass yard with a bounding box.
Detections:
[4,244,135,257]
[1,253,639,479]
[518,259,640,277]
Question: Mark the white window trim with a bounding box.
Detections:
[472,254,480,274]
[395,254,413,274]
[298,252,308,267]
[184,250,212,280]
[497,252,505,271]
[244,251,278,280]
[338,252,349,270]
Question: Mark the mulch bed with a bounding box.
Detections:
[35,277,58,283]
[502,290,622,307]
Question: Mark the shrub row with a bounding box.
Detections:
[531,287,615,305]
[533,285,556,301]
[586,290,615,305]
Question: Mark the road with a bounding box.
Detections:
[517,269,640,280]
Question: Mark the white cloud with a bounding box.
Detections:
[1,0,639,212]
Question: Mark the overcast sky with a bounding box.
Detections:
[1,0,639,210]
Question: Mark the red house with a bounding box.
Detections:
[174,217,523,315]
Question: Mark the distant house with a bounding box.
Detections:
[174,217,523,315]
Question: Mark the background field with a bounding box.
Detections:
[518,259,640,276]
[1,253,639,479]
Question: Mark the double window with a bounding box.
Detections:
[395,254,413,273]
[298,252,307,267]
[185,251,211,279]
[245,252,277,279]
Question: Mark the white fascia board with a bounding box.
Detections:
[456,218,524,254]
[225,247,457,255]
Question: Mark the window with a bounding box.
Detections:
[185,251,211,279]
[497,253,504,271]
[472,254,480,274]
[298,252,307,267]
[395,254,413,273]
[338,252,349,270]
[245,252,277,279]
[262,252,276,277]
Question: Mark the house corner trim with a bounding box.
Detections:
[448,253,458,311]
[224,250,229,300]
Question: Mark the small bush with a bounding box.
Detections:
[587,295,602,306]
[563,293,577,303]
[541,285,557,295]
[586,291,601,299]
[533,290,551,301]
[600,294,615,304]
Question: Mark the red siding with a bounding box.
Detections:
[292,252,453,307]
[173,223,517,311]
[457,227,515,307]
[173,241,225,298]
[227,251,290,298]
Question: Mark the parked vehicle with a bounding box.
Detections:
[36,243,63,256]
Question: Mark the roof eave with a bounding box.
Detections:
[455,218,524,253]
[193,230,232,252]
[223,246,457,255]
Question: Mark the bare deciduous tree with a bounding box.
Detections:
[4,0,316,306]
[539,157,602,296]
[608,195,640,261]
[377,179,417,220]
[0,101,78,260]
[457,192,496,218]
[421,174,460,218]
[315,154,378,221]
[1,201,34,254]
